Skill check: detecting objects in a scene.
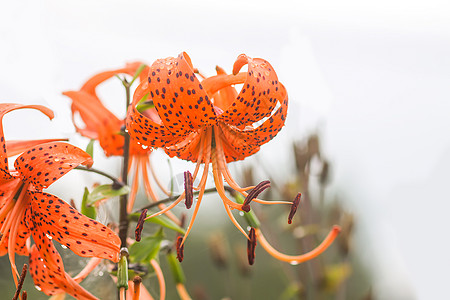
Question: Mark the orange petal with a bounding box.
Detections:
[80,65,140,96]
[0,103,54,181]
[29,245,99,300]
[147,52,217,134]
[234,84,288,146]
[219,54,285,128]
[217,83,288,162]
[6,139,68,157]
[14,142,93,189]
[164,131,202,163]
[126,81,187,148]
[0,187,30,256]
[28,191,121,262]
[63,90,123,154]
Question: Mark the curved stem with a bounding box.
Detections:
[75,166,124,188]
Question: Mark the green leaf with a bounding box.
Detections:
[146,215,185,234]
[129,63,148,86]
[87,184,130,206]
[129,213,185,234]
[167,251,185,284]
[129,228,164,263]
[81,187,97,219]
[136,93,153,113]
[86,139,95,158]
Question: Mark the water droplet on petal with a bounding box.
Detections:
[61,244,68,249]
[35,286,42,291]
[45,233,52,240]
[290,261,299,266]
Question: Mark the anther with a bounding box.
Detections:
[288,193,301,224]
[242,180,270,212]
[135,209,147,242]
[176,236,184,262]
[184,171,193,209]
[247,227,257,265]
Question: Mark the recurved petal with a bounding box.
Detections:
[219,54,285,127]
[63,90,121,141]
[28,191,121,262]
[218,84,288,162]
[126,81,187,148]
[164,131,202,163]
[80,65,140,96]
[236,84,288,146]
[147,52,217,135]
[0,103,54,180]
[6,139,68,157]
[14,142,93,190]
[29,245,99,300]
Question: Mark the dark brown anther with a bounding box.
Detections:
[12,264,28,300]
[135,209,147,242]
[242,180,270,212]
[176,236,184,262]
[247,227,257,265]
[184,171,193,209]
[288,193,301,224]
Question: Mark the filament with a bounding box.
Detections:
[255,226,341,264]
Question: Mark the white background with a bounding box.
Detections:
[1,1,450,299]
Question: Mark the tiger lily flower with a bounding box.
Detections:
[126,52,340,263]
[0,104,120,299]
[63,63,179,223]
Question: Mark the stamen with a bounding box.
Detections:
[150,259,166,300]
[135,209,147,242]
[142,158,181,225]
[255,226,341,264]
[21,291,27,300]
[176,283,192,300]
[181,145,210,247]
[147,157,171,197]
[288,193,301,224]
[74,258,102,283]
[144,192,185,220]
[176,236,184,262]
[184,171,193,209]
[247,228,257,265]
[242,180,270,212]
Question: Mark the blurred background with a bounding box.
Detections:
[1,0,450,299]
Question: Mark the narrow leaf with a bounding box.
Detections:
[81,187,97,219]
[87,184,130,206]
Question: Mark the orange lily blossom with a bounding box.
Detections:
[126,52,340,264]
[0,103,120,299]
[62,63,180,223]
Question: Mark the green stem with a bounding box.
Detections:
[75,166,124,188]
[119,78,131,248]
